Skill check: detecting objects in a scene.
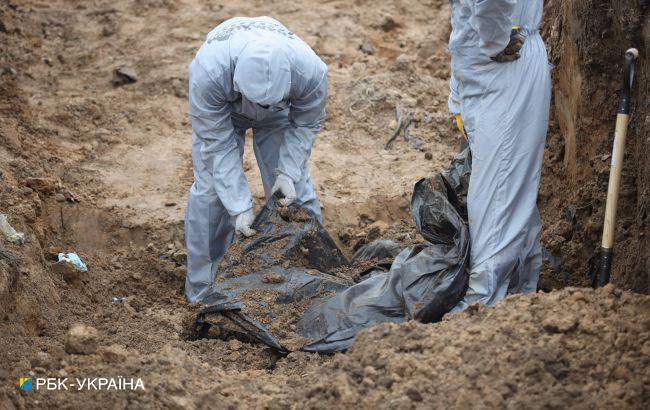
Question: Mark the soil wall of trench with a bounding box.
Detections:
[540,0,649,293]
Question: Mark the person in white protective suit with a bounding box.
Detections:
[447,0,552,309]
[185,17,327,302]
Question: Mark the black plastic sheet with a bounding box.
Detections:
[195,148,473,354]
[195,196,351,354]
[298,170,470,353]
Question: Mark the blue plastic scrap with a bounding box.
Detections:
[57,252,88,272]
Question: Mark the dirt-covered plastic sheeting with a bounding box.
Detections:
[216,195,350,280]
[195,148,472,354]
[195,195,352,354]
[297,148,472,353]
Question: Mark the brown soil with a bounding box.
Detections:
[275,286,650,409]
[0,0,647,408]
[539,0,649,292]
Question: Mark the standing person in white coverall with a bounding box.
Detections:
[448,0,552,309]
[185,17,327,302]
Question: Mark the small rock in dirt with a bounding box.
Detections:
[172,249,187,265]
[424,151,433,160]
[30,351,52,369]
[65,323,99,355]
[112,66,138,87]
[569,291,587,304]
[362,377,375,388]
[262,383,281,395]
[164,201,177,207]
[378,376,394,389]
[2,65,17,78]
[101,25,115,37]
[99,344,128,363]
[25,177,57,194]
[401,96,417,107]
[0,214,25,245]
[171,77,188,99]
[542,315,577,334]
[262,272,285,284]
[227,339,243,351]
[405,387,423,402]
[359,40,376,55]
[601,283,616,297]
[379,15,401,32]
[395,54,411,71]
[363,366,377,378]
[361,224,387,244]
[55,193,66,202]
[21,187,33,196]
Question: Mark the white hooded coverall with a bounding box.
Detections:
[447,1,552,308]
[185,17,327,302]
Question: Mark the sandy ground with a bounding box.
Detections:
[64,0,456,234]
[0,0,648,408]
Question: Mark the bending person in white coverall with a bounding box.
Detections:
[185,17,328,302]
[448,0,551,309]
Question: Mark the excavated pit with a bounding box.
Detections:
[0,0,647,408]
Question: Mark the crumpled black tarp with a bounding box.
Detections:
[297,148,471,352]
[195,148,472,354]
[194,195,351,354]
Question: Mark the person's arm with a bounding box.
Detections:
[447,72,466,138]
[276,64,328,183]
[470,0,516,58]
[188,60,253,216]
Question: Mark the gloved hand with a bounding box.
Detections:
[491,26,525,63]
[454,114,467,139]
[235,208,256,237]
[271,173,297,207]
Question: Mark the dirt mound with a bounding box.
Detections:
[10,287,646,409]
[283,286,649,409]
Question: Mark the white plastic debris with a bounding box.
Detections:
[0,214,25,245]
[57,252,88,272]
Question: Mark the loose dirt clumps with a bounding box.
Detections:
[34,286,645,409]
[283,286,649,409]
[65,324,100,355]
[1,0,648,408]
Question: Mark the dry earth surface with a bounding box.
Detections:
[0,0,648,409]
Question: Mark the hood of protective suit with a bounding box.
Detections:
[233,42,291,106]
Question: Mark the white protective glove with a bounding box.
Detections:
[235,208,256,237]
[271,173,297,207]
